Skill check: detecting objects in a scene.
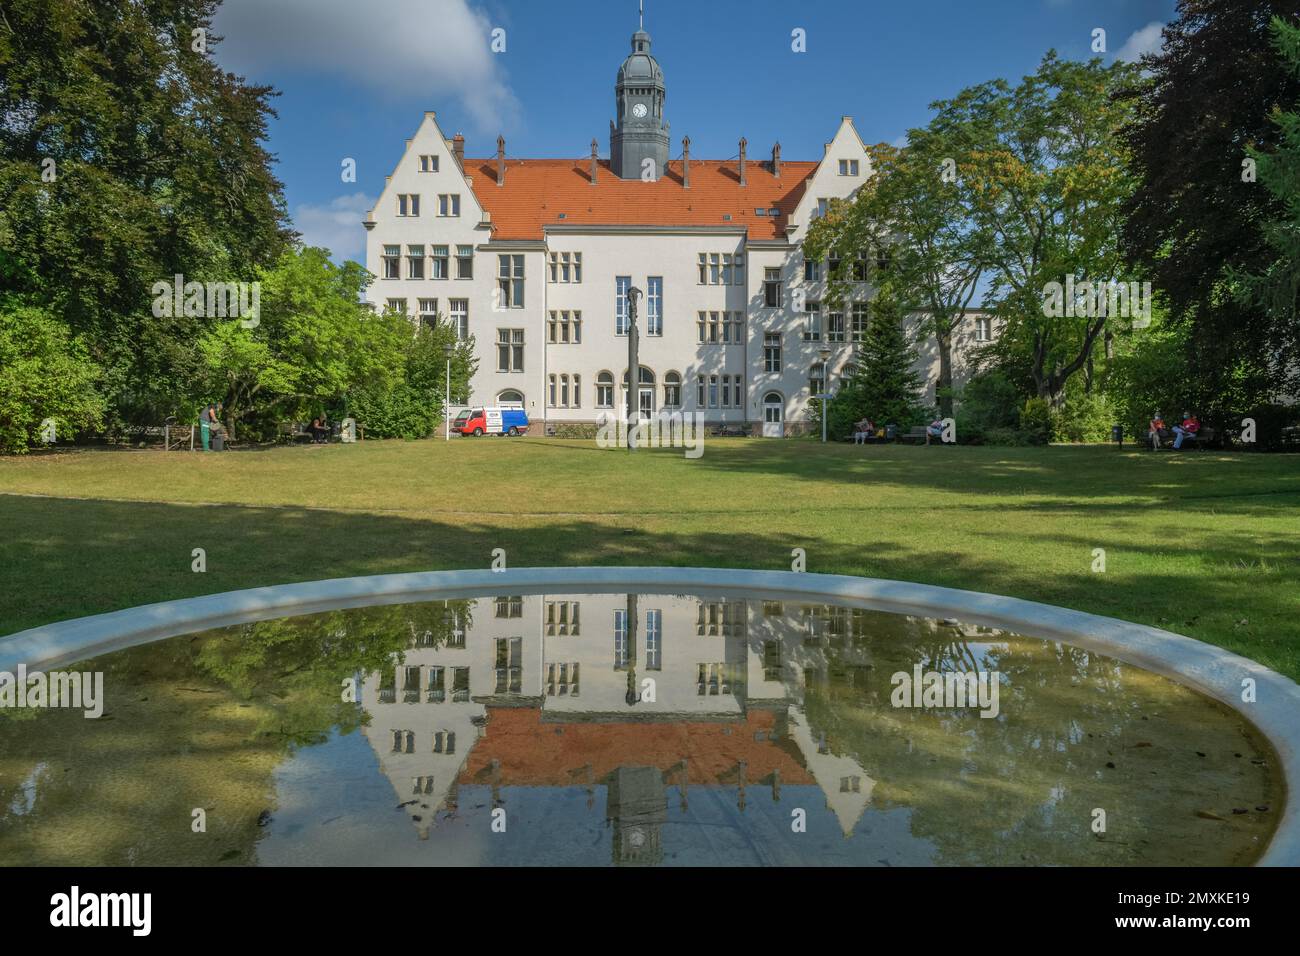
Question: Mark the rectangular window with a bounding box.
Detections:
[646,610,662,671]
[646,276,662,335]
[449,299,468,339]
[406,244,425,279]
[828,247,842,276]
[975,316,992,342]
[853,251,869,282]
[418,298,438,330]
[764,332,782,372]
[382,244,401,280]
[816,197,830,219]
[697,375,705,407]
[838,158,860,176]
[386,298,408,316]
[764,268,783,308]
[548,251,582,284]
[732,374,744,408]
[498,254,524,308]
[437,194,460,217]
[497,328,524,372]
[615,276,631,335]
[810,363,825,398]
[456,245,473,279]
[419,154,439,172]
[614,610,629,669]
[431,245,449,279]
[721,375,730,408]
[597,375,614,408]
[709,375,719,408]
[397,194,419,217]
[803,302,822,341]
[852,303,869,342]
[827,311,845,343]
[804,257,821,281]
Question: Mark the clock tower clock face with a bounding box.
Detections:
[631,102,648,119]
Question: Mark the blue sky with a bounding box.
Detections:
[210,0,1176,261]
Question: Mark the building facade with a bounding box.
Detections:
[364,20,995,435]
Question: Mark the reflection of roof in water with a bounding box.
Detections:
[458,707,815,786]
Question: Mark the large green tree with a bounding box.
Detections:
[0,0,293,426]
[1119,0,1300,409]
[935,53,1143,406]
[1236,14,1300,399]
[806,136,992,418]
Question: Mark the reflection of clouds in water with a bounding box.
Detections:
[9,761,47,816]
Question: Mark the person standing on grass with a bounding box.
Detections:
[1173,411,1200,449]
[199,403,214,451]
[1149,412,1166,450]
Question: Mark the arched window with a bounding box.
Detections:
[663,371,682,408]
[596,371,615,408]
[622,366,656,386]
[497,389,524,405]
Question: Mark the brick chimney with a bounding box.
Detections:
[496,135,505,186]
[772,141,782,177]
[590,139,599,185]
[452,133,465,170]
[738,137,747,186]
[682,136,691,188]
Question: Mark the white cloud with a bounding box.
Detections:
[293,193,374,262]
[212,0,519,133]
[1116,22,1165,62]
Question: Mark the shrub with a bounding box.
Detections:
[0,298,105,453]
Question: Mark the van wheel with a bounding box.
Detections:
[473,427,483,437]
[508,427,519,437]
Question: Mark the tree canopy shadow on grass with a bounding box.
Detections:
[2,490,1296,680]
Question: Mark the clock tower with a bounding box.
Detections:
[610,10,669,180]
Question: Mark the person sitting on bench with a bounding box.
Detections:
[925,418,946,445]
[853,418,875,444]
[309,416,330,444]
[1149,412,1166,449]
[1173,411,1200,449]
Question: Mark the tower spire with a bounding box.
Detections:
[639,0,643,30]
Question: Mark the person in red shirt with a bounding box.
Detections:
[1173,411,1200,449]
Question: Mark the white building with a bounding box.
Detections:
[359,592,880,843]
[365,17,994,435]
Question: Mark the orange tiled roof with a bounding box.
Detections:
[457,707,815,786]
[463,158,819,241]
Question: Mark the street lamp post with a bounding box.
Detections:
[626,286,642,451]
[819,346,833,444]
[443,342,454,442]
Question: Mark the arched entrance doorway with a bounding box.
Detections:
[762,391,784,438]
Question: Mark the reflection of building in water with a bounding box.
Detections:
[359,594,879,845]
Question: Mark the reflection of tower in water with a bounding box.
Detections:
[606,766,668,866]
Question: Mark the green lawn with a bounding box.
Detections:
[2,438,1298,679]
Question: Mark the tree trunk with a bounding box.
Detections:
[936,327,954,417]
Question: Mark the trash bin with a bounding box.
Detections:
[211,428,225,451]
[1111,424,1123,447]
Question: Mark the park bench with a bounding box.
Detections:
[278,420,365,444]
[711,424,749,438]
[896,426,929,443]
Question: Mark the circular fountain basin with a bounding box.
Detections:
[1,568,1296,866]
